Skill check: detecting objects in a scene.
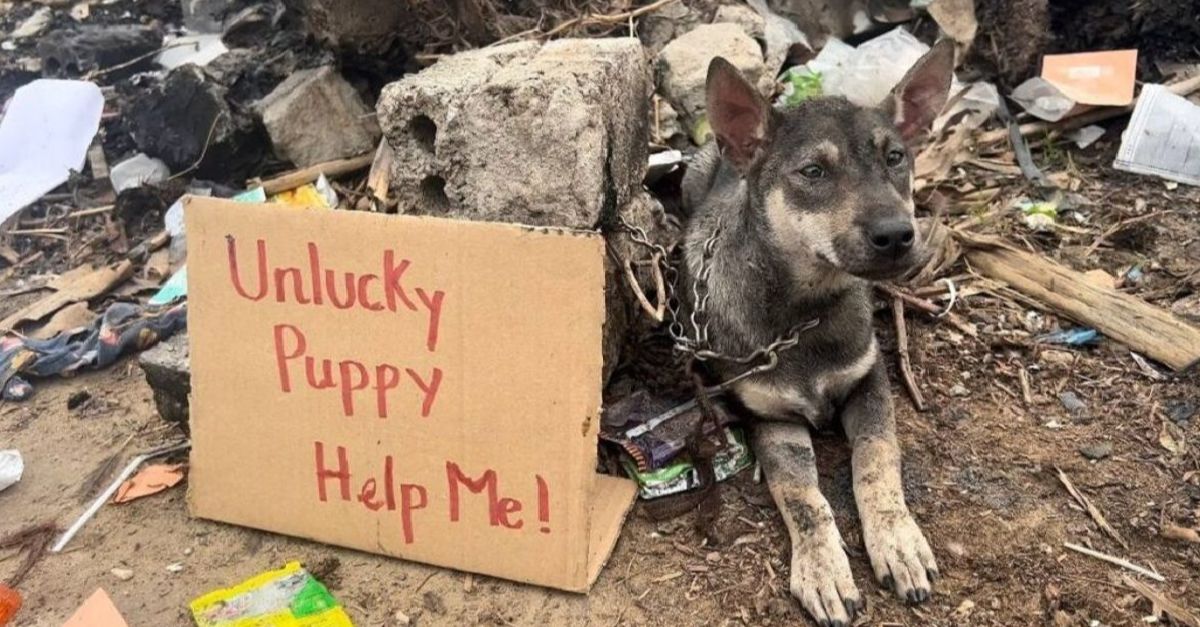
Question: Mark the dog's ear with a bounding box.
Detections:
[886,39,955,143]
[706,57,772,172]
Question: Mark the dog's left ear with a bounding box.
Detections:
[886,39,955,143]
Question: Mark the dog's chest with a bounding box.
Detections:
[733,338,878,428]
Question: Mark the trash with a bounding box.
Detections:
[149,267,188,306]
[1,301,187,401]
[1011,78,1078,122]
[111,463,186,503]
[1114,84,1200,187]
[1019,200,1058,231]
[645,150,683,186]
[64,589,128,627]
[109,153,171,193]
[53,441,191,553]
[189,561,352,627]
[256,65,382,169]
[777,67,824,107]
[621,428,753,500]
[1013,50,1138,122]
[110,568,134,581]
[270,173,338,209]
[0,584,20,625]
[1042,50,1138,107]
[0,79,104,226]
[1078,441,1112,460]
[1037,327,1100,346]
[601,393,735,472]
[1067,125,1106,149]
[808,28,930,107]
[0,450,23,493]
[10,7,53,40]
[157,34,228,70]
[165,562,185,574]
[0,259,133,334]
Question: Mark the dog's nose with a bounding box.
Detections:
[866,219,915,257]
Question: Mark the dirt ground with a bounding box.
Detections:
[3,141,1200,626]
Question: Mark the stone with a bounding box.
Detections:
[127,65,266,181]
[1058,390,1086,414]
[949,383,970,397]
[182,0,230,33]
[139,332,190,429]
[11,6,53,40]
[1078,441,1112,460]
[111,568,134,581]
[38,25,163,79]
[1167,400,1196,425]
[655,23,768,126]
[714,4,766,40]
[256,65,380,168]
[638,2,707,56]
[377,38,650,229]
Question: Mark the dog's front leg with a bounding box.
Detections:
[752,422,862,626]
[841,361,938,603]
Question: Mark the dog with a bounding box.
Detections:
[679,41,955,626]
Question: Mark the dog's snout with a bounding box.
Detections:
[865,219,915,257]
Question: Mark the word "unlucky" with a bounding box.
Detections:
[226,237,446,351]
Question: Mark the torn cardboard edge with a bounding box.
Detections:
[184,196,635,593]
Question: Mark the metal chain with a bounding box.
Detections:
[615,216,819,392]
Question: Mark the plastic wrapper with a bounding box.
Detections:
[189,561,352,627]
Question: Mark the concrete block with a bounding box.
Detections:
[256,65,381,168]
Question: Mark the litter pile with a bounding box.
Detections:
[1,0,1200,624]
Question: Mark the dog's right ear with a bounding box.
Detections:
[706,57,772,173]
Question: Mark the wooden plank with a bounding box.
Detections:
[966,245,1200,371]
[253,153,374,195]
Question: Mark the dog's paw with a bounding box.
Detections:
[862,512,938,603]
[789,525,863,627]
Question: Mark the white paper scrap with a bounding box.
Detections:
[1114,84,1200,187]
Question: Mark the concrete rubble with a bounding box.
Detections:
[256,65,381,167]
[655,23,769,127]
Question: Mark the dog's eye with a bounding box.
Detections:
[886,149,906,167]
[799,164,825,179]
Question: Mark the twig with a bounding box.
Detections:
[66,205,115,219]
[7,228,68,236]
[1018,367,1033,405]
[1123,575,1200,627]
[892,297,926,411]
[1082,211,1170,257]
[167,111,226,181]
[622,253,665,322]
[1062,542,1164,582]
[1056,467,1128,549]
[85,41,197,80]
[255,153,374,195]
[878,284,978,338]
[542,0,679,38]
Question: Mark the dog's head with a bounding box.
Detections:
[705,40,954,281]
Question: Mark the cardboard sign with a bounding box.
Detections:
[185,197,635,591]
[1042,49,1138,107]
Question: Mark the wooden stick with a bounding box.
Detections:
[1063,542,1164,582]
[542,0,679,38]
[1056,467,1127,549]
[964,244,1200,371]
[877,284,978,337]
[256,153,374,195]
[66,205,115,219]
[892,297,926,411]
[1123,575,1200,627]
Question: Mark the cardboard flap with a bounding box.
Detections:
[585,474,638,589]
[185,197,611,591]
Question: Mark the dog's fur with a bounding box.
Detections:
[680,41,955,627]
